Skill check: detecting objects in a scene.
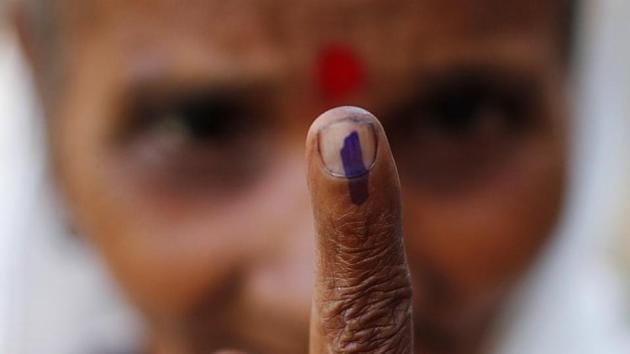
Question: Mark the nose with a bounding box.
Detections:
[230,151,315,349]
[243,208,315,324]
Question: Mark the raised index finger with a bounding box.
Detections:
[306,107,413,353]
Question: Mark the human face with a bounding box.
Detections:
[31,0,567,352]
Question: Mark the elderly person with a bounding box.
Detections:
[13,0,575,353]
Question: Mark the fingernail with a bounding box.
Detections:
[318,118,377,178]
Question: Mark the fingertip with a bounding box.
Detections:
[308,106,377,132]
[306,106,380,146]
[305,106,388,176]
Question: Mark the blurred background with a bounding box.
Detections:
[0,1,629,353]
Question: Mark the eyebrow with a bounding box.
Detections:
[417,63,541,91]
[108,60,282,144]
[417,37,554,75]
[114,50,284,115]
[123,74,282,108]
[376,61,544,128]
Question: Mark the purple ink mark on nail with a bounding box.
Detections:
[340,131,367,178]
[340,131,369,205]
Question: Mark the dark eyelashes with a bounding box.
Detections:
[380,69,546,194]
[148,92,252,143]
[114,85,277,192]
[384,69,541,138]
[116,70,540,150]
[118,86,271,146]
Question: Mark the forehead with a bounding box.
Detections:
[54,0,565,78]
[57,0,562,41]
[51,0,566,115]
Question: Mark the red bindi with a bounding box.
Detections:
[315,44,365,103]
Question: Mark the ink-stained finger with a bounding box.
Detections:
[306,107,413,353]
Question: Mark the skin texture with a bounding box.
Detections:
[16,0,569,353]
[307,108,412,353]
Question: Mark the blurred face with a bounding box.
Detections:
[33,0,567,352]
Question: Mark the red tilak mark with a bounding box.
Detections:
[316,44,365,102]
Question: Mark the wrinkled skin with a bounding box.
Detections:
[17,0,568,353]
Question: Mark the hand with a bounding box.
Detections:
[212,107,412,354]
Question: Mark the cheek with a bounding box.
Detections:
[402,135,566,295]
[60,138,308,315]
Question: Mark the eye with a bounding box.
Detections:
[142,91,256,146]
[387,69,542,193]
[119,86,275,193]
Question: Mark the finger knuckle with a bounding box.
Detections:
[329,208,401,257]
[319,265,413,353]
